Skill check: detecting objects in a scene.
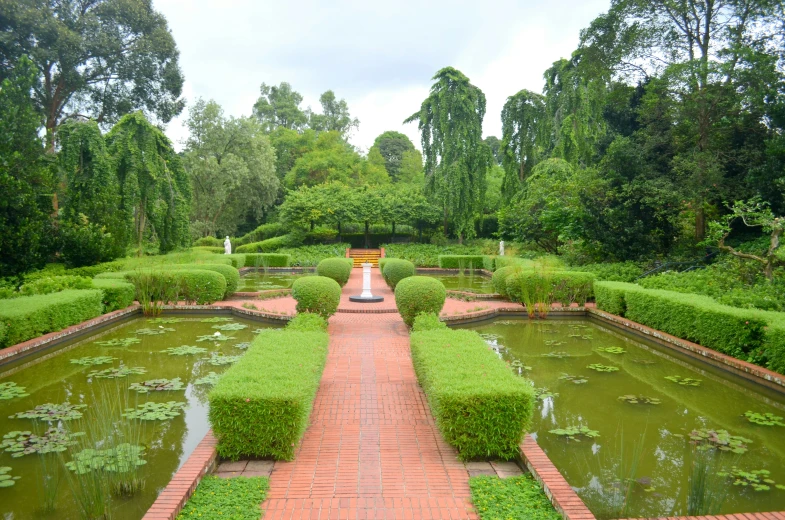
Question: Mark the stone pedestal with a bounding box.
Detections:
[349,263,384,303]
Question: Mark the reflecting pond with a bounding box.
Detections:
[419,271,495,294]
[462,318,785,518]
[238,270,313,291]
[0,313,277,520]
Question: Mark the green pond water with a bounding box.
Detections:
[463,318,785,518]
[0,313,276,520]
[420,271,495,294]
[238,270,313,291]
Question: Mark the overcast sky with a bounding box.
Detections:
[154,0,611,153]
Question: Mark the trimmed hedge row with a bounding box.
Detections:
[494,257,534,270]
[492,266,524,297]
[410,323,534,459]
[124,269,227,305]
[193,236,223,247]
[91,279,135,312]
[167,264,240,296]
[0,290,104,348]
[291,276,341,318]
[287,313,328,332]
[235,235,291,254]
[209,323,329,460]
[224,254,246,269]
[506,271,595,306]
[438,255,488,270]
[394,276,446,326]
[316,258,354,286]
[243,253,291,268]
[382,259,415,288]
[191,246,225,254]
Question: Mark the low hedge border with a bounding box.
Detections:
[101,264,239,298]
[410,320,534,460]
[506,271,595,306]
[492,266,524,298]
[0,289,104,348]
[168,264,240,297]
[191,246,225,254]
[243,253,290,268]
[316,258,354,286]
[124,269,227,305]
[381,258,415,288]
[394,276,446,327]
[91,279,135,312]
[438,255,488,270]
[208,323,329,460]
[291,276,342,318]
[235,235,291,254]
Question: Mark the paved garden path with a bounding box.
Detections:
[260,268,478,520]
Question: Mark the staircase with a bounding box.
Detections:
[348,248,381,268]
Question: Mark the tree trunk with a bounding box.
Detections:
[458,232,463,245]
[391,221,396,241]
[765,261,773,281]
[695,206,706,241]
[364,221,370,249]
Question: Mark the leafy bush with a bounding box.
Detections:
[276,244,350,267]
[593,281,634,316]
[235,235,292,254]
[243,253,290,268]
[410,327,534,459]
[492,266,524,297]
[208,327,328,460]
[235,222,287,246]
[382,244,486,267]
[569,261,644,282]
[91,279,135,312]
[125,269,227,305]
[494,257,535,270]
[19,275,93,296]
[164,263,240,297]
[470,475,560,520]
[438,255,487,270]
[224,254,246,269]
[286,312,328,332]
[66,261,126,278]
[505,271,595,306]
[291,276,341,318]
[193,236,223,247]
[394,276,446,326]
[0,289,104,348]
[191,246,225,254]
[177,476,268,520]
[304,226,338,244]
[764,319,785,375]
[382,259,416,288]
[316,258,354,286]
[412,313,447,332]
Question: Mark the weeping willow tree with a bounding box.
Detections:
[404,67,491,241]
[106,112,191,255]
[500,89,548,201]
[57,120,126,265]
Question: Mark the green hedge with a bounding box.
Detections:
[316,258,354,286]
[438,255,487,270]
[0,290,104,348]
[166,264,240,297]
[193,236,223,247]
[410,327,534,459]
[91,279,135,312]
[243,254,291,268]
[291,276,341,318]
[125,269,227,305]
[506,271,595,306]
[235,222,287,246]
[223,254,246,269]
[277,244,350,267]
[494,257,535,270]
[765,320,785,375]
[492,266,524,297]
[394,276,446,327]
[65,261,126,278]
[235,235,291,254]
[412,313,447,332]
[382,259,416,288]
[287,313,328,332]
[208,327,328,460]
[191,246,225,254]
[593,281,635,317]
[19,275,93,296]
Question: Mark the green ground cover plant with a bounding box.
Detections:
[276,244,350,267]
[469,474,561,520]
[410,322,534,459]
[291,276,341,318]
[316,258,354,286]
[394,276,446,327]
[208,324,329,460]
[177,476,269,520]
[381,258,415,288]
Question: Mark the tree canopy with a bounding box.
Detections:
[253,82,308,132]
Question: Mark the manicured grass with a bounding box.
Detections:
[470,474,561,520]
[176,476,269,520]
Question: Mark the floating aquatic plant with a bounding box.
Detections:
[542,351,572,359]
[480,333,501,342]
[665,376,702,386]
[631,359,657,365]
[161,345,207,356]
[587,364,619,372]
[128,378,185,393]
[87,366,146,379]
[743,411,785,426]
[534,387,559,400]
[0,382,28,400]
[689,429,751,454]
[717,467,785,492]
[95,337,141,347]
[252,328,269,334]
[9,402,87,422]
[618,395,661,405]
[549,426,600,441]
[597,347,626,354]
[568,324,589,329]
[559,374,588,384]
[569,334,593,340]
[544,340,566,346]
[65,443,147,474]
[196,333,230,342]
[123,401,186,421]
[233,342,251,350]
[148,318,185,324]
[194,372,222,386]
[200,317,233,323]
[509,360,532,374]
[0,466,20,488]
[203,353,242,366]
[212,322,248,331]
[134,327,175,335]
[1,428,84,457]
[70,356,116,366]
[541,328,559,333]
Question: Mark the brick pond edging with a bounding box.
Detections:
[141,431,219,520]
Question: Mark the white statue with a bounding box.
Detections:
[224,236,231,255]
[499,240,505,256]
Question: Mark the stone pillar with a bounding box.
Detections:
[361,263,373,298]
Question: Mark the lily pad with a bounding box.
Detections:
[194,372,222,386]
[743,411,785,426]
[233,342,252,350]
[1,428,84,457]
[203,353,242,366]
[135,327,175,335]
[148,318,185,324]
[549,425,599,441]
[689,428,752,454]
[161,345,207,356]
[559,374,588,384]
[123,401,186,421]
[87,366,146,379]
[0,466,21,488]
[200,317,233,323]
[587,364,619,372]
[509,359,532,374]
[597,347,626,354]
[9,402,87,422]
[95,337,141,347]
[542,351,572,359]
[534,387,559,400]
[0,382,28,400]
[665,376,702,386]
[211,323,248,331]
[65,443,147,474]
[618,394,661,405]
[129,378,185,393]
[544,340,566,346]
[70,356,116,366]
[196,333,231,342]
[718,467,784,491]
[631,359,657,365]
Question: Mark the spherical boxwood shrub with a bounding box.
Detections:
[292,276,341,318]
[287,312,328,332]
[491,266,524,298]
[394,276,446,327]
[316,258,354,287]
[382,259,415,289]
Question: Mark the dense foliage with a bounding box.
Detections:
[316,258,354,286]
[177,476,268,520]
[394,276,446,326]
[381,259,416,288]
[470,475,561,520]
[291,276,341,318]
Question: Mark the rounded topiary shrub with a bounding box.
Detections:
[394,276,446,327]
[492,265,524,298]
[316,258,354,286]
[382,259,415,288]
[292,276,341,318]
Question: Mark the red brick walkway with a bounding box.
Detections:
[261,269,477,519]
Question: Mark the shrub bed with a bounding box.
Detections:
[235,235,291,254]
[382,244,486,267]
[593,281,636,317]
[177,476,268,520]
[0,289,104,348]
[235,222,287,246]
[411,312,447,332]
[193,236,223,247]
[382,259,415,288]
[316,258,354,286]
[165,263,240,297]
[223,254,246,269]
[286,312,328,332]
[91,279,135,312]
[124,269,227,305]
[291,276,341,318]
[506,271,595,306]
[438,255,488,270]
[191,246,225,254]
[410,327,534,459]
[19,275,93,296]
[277,244,351,267]
[492,266,524,297]
[493,257,534,270]
[570,261,644,282]
[470,475,561,520]
[243,253,290,268]
[394,276,446,326]
[208,326,328,460]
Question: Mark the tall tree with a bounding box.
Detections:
[252,82,308,132]
[309,90,359,136]
[0,56,55,276]
[183,99,279,238]
[500,89,548,200]
[405,67,491,241]
[0,0,184,148]
[106,112,191,255]
[483,136,503,164]
[369,131,416,181]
